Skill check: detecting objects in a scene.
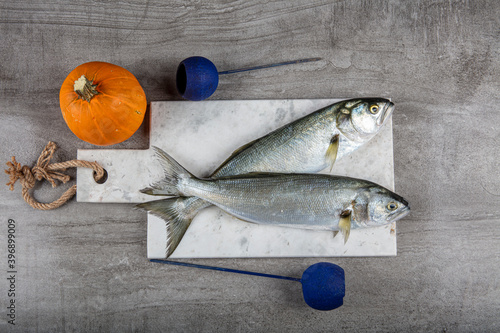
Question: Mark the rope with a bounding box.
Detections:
[4,141,105,210]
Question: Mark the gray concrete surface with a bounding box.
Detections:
[1,1,499,332]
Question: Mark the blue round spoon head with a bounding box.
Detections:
[176,56,219,101]
[301,262,345,311]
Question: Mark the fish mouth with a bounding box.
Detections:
[377,101,395,126]
[397,206,410,219]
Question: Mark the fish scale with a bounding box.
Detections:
[181,175,354,229]
[138,98,405,258]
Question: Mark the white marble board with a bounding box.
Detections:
[77,99,396,258]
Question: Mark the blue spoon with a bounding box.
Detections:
[176,56,322,101]
[150,259,345,311]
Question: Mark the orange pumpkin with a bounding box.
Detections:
[59,61,147,146]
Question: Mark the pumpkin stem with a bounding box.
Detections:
[74,75,99,102]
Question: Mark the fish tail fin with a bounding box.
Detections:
[136,197,210,258]
[140,146,194,196]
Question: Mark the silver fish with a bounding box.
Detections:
[212,97,395,177]
[140,98,395,257]
[142,98,394,225]
[137,147,410,258]
[145,98,394,193]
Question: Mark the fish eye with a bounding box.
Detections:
[370,105,379,114]
[387,202,398,211]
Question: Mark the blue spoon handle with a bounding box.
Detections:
[150,259,301,282]
[218,57,322,75]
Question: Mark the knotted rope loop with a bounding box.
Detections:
[5,141,105,210]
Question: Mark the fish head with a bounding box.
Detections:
[362,186,410,227]
[337,98,394,141]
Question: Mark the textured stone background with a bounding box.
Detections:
[1,1,499,332]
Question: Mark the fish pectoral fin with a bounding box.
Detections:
[326,134,339,172]
[333,231,339,238]
[136,197,208,258]
[338,209,352,244]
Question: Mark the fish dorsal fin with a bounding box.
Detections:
[326,134,339,172]
[338,209,352,244]
[211,138,260,176]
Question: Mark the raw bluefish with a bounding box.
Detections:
[137,147,410,258]
[140,98,395,257]
[146,98,395,192]
[142,98,394,231]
